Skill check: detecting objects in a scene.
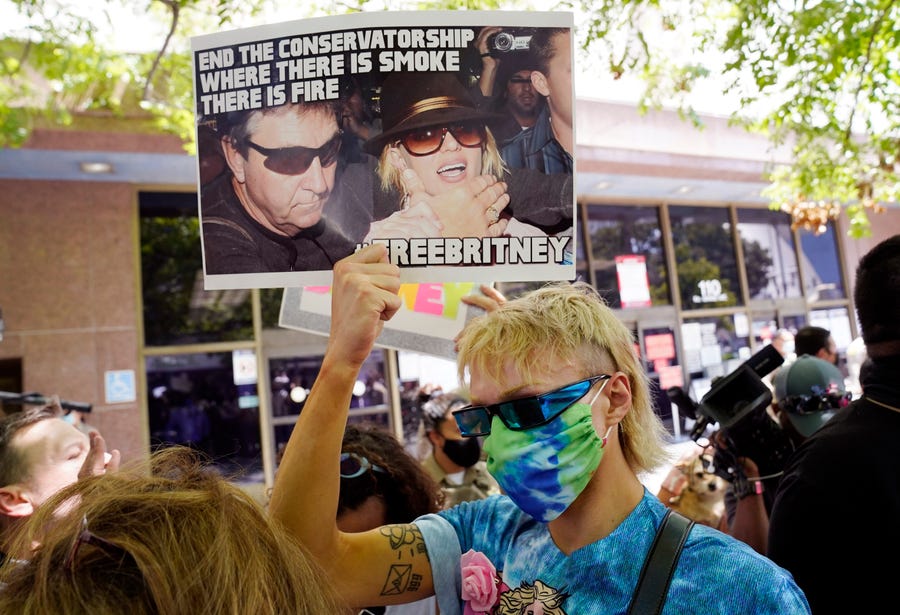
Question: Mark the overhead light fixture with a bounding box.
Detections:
[594,181,611,191]
[79,161,114,174]
[675,185,693,194]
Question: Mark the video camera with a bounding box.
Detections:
[486,29,533,56]
[666,344,794,483]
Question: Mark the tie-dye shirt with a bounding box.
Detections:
[415,489,809,615]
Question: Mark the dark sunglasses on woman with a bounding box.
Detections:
[396,123,486,157]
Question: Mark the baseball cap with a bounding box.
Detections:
[774,355,849,437]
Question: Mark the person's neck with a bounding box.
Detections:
[433,447,464,475]
[548,112,573,156]
[231,176,296,237]
[511,110,537,130]
[547,449,644,555]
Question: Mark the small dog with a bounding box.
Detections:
[656,449,727,528]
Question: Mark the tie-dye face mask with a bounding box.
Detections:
[484,385,612,522]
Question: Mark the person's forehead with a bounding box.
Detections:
[15,418,86,459]
[250,106,337,138]
[469,358,582,404]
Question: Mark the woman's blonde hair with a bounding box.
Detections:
[376,127,507,194]
[455,281,670,475]
[0,446,343,614]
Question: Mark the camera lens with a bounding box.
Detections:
[489,32,515,53]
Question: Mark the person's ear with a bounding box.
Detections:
[531,70,550,97]
[426,429,441,447]
[0,486,36,518]
[220,136,248,183]
[603,372,632,424]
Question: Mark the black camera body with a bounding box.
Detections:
[486,30,533,56]
[668,345,794,483]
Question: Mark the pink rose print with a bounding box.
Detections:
[461,550,509,614]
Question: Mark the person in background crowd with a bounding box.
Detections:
[338,422,442,615]
[0,397,118,564]
[793,325,838,365]
[501,28,574,173]
[767,234,900,615]
[770,328,796,359]
[420,391,500,508]
[762,328,796,392]
[0,446,343,614]
[720,356,849,554]
[270,243,810,614]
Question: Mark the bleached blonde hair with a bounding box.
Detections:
[455,281,670,475]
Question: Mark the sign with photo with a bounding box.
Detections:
[192,10,576,290]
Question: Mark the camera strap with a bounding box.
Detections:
[626,509,694,615]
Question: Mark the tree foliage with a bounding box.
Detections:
[2,0,897,237]
[565,0,899,237]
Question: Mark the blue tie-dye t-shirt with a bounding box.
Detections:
[415,489,809,615]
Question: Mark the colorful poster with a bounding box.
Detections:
[192,10,576,290]
[615,254,652,308]
[279,283,486,359]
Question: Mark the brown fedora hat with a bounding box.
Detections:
[363,72,503,155]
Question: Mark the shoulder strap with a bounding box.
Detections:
[626,509,694,615]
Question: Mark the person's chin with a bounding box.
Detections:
[289,202,325,229]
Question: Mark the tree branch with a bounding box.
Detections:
[142,0,180,102]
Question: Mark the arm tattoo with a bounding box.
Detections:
[377,524,426,596]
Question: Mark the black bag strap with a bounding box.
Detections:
[626,509,694,615]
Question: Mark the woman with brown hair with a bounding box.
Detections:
[337,422,443,615]
[0,446,343,614]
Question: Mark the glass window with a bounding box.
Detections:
[639,326,684,437]
[736,208,802,300]
[810,307,853,364]
[669,206,741,310]
[146,351,262,483]
[681,315,752,402]
[269,350,388,471]
[261,288,284,328]
[798,224,845,301]
[585,204,670,309]
[139,192,253,346]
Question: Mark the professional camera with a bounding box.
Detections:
[486,30,533,56]
[666,344,794,484]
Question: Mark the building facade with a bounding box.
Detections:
[1,98,896,495]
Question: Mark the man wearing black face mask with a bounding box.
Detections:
[421,392,500,508]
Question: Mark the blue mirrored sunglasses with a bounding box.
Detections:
[453,375,611,437]
[339,452,385,479]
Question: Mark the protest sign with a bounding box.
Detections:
[279,283,488,359]
[192,10,576,290]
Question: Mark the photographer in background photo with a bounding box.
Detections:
[718,355,849,554]
[469,26,545,146]
[501,27,574,174]
[767,235,900,615]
